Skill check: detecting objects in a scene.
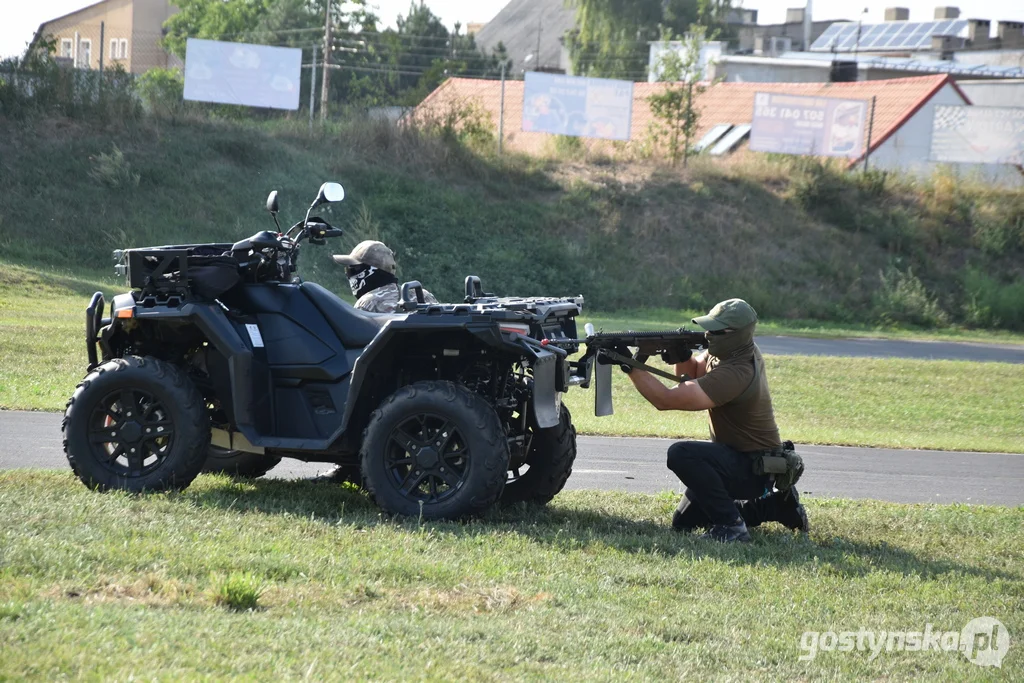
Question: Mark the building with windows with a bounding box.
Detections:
[31,0,179,74]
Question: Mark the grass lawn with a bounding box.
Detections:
[2,261,1022,452]
[0,471,1020,680]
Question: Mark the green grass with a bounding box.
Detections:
[0,471,1020,679]
[2,261,1022,452]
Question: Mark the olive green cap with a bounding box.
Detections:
[692,299,758,331]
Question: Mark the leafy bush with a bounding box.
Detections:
[874,267,949,328]
[962,267,1024,330]
[136,67,185,119]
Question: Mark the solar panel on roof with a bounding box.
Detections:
[693,124,733,153]
[709,124,751,156]
[811,20,968,52]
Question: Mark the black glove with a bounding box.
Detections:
[597,346,633,374]
[662,347,693,365]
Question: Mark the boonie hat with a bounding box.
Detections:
[692,298,758,331]
[333,240,397,274]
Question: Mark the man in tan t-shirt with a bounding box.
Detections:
[614,299,808,543]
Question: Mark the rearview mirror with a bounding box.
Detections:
[315,182,345,206]
[266,190,279,214]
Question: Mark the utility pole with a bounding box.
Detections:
[498,61,506,154]
[309,44,317,130]
[320,0,332,122]
[863,96,876,172]
[534,17,542,70]
[98,21,105,98]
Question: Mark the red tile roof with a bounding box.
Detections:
[414,74,965,163]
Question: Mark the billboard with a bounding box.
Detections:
[931,106,1024,165]
[522,72,633,141]
[749,92,868,158]
[184,39,302,111]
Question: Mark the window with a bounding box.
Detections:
[110,39,119,59]
[119,39,128,59]
[60,38,73,58]
[78,39,91,68]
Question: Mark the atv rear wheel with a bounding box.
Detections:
[202,446,281,478]
[501,404,577,506]
[361,381,508,519]
[62,356,210,492]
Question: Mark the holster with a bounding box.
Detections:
[748,440,804,490]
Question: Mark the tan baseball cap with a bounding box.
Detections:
[332,240,397,274]
[692,298,758,331]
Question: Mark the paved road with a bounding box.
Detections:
[3,412,1021,506]
[754,336,1024,363]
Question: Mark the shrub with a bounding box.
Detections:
[210,572,265,611]
[136,67,185,119]
[88,145,140,189]
[874,266,949,328]
[962,267,1024,330]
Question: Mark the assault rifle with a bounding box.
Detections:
[545,326,709,386]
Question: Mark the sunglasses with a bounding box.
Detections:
[706,328,735,336]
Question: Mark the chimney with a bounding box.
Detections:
[884,8,910,21]
[967,18,991,44]
[933,7,960,19]
[804,0,813,52]
[997,20,1024,48]
[786,8,806,25]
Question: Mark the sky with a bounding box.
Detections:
[4,0,1023,60]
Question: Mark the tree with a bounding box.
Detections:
[646,27,710,167]
[566,0,731,79]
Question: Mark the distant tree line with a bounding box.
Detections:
[162,0,511,108]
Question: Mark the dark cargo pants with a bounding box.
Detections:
[667,440,789,529]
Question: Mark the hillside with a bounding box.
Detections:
[0,115,1021,328]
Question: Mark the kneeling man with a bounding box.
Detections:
[614,299,808,543]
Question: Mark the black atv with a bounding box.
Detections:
[63,182,595,519]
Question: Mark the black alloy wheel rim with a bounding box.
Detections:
[87,389,175,477]
[385,413,470,504]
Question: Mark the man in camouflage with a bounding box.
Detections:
[316,240,438,485]
[333,240,437,313]
[613,299,808,543]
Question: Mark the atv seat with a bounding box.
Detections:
[300,282,406,348]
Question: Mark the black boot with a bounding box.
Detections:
[699,517,752,543]
[777,488,810,533]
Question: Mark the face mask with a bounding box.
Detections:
[346,263,397,298]
[706,323,755,360]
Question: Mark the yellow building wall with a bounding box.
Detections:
[38,0,178,74]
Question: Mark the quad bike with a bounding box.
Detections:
[64,182,598,519]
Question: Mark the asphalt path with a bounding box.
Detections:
[754,336,1024,363]
[3,411,1021,506]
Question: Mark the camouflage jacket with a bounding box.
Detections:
[355,283,439,313]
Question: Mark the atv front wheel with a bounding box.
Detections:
[202,446,281,478]
[361,381,509,519]
[62,356,210,492]
[502,404,577,506]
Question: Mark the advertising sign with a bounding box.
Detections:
[749,92,868,158]
[931,106,1024,165]
[522,72,634,141]
[184,39,302,110]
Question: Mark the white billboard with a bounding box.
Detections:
[931,106,1024,165]
[522,72,633,141]
[749,92,868,158]
[183,39,302,111]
